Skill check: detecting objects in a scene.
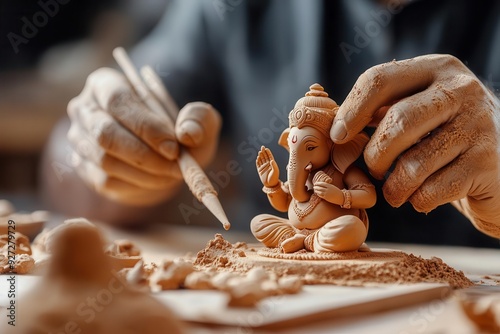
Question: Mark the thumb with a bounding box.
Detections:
[176,102,222,168]
[176,102,221,147]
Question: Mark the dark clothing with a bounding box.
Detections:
[132,0,500,247]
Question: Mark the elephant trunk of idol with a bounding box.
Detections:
[287,150,313,203]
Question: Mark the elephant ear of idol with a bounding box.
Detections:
[279,83,368,173]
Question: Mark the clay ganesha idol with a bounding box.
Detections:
[251,84,377,253]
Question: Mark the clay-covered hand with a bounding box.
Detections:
[313,182,343,205]
[330,54,500,237]
[67,68,221,206]
[256,146,280,188]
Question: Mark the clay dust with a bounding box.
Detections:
[194,234,473,289]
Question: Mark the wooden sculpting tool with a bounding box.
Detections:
[112,47,231,230]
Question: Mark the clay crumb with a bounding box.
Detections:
[106,239,141,257]
[150,259,195,291]
[194,233,240,268]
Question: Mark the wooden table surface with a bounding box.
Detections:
[1,222,499,333]
[99,223,499,333]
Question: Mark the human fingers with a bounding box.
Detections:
[76,108,181,178]
[72,153,171,206]
[331,55,455,143]
[68,124,180,189]
[382,116,471,207]
[176,102,222,168]
[407,148,481,213]
[175,102,221,147]
[140,65,179,121]
[87,68,179,160]
[364,84,461,179]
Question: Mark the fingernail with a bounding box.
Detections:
[330,120,347,142]
[178,120,203,146]
[159,141,179,160]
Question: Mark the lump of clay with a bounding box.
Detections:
[150,258,194,290]
[227,279,267,307]
[9,253,35,274]
[0,200,48,239]
[223,267,302,307]
[277,276,302,294]
[0,220,185,334]
[0,231,36,274]
[0,232,32,255]
[43,217,97,254]
[124,260,151,291]
[105,239,143,270]
[211,272,237,290]
[184,271,214,290]
[459,288,500,332]
[106,239,141,256]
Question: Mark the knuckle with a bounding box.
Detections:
[382,179,402,207]
[398,152,430,181]
[87,67,117,86]
[441,54,462,68]
[94,119,116,150]
[363,140,379,166]
[409,189,434,213]
[389,104,413,132]
[67,124,79,144]
[67,97,81,119]
[454,73,481,92]
[360,66,385,91]
[185,101,207,109]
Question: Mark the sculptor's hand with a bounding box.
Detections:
[256,146,280,188]
[331,54,500,238]
[67,68,221,206]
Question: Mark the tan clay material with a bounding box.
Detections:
[150,258,195,290]
[252,84,376,253]
[458,287,500,332]
[194,234,473,289]
[0,200,48,239]
[106,239,141,256]
[0,218,185,334]
[8,253,35,274]
[0,231,36,274]
[0,232,31,255]
[105,238,143,270]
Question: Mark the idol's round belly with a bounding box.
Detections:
[288,199,359,230]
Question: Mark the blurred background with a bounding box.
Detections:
[0,0,170,206]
